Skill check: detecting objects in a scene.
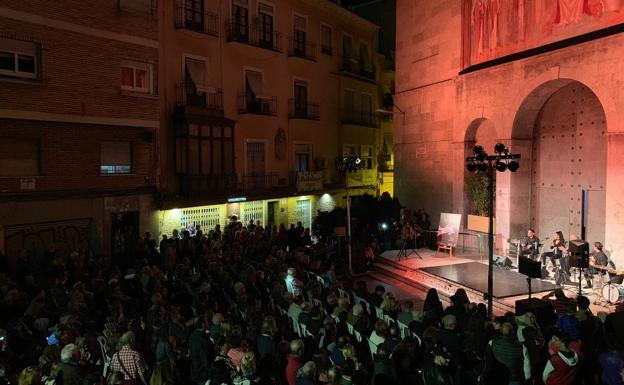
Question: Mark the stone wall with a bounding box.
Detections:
[396,0,624,263]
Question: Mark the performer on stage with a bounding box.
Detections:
[584,241,608,288]
[541,231,570,279]
[521,228,540,260]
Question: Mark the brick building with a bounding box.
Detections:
[395,1,624,263]
[0,0,160,265]
[157,0,390,235]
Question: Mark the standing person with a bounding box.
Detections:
[110,332,149,385]
[189,316,214,385]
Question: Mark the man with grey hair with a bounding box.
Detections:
[295,361,317,385]
[60,343,83,385]
[111,331,148,385]
[285,339,305,385]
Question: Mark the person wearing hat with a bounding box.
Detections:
[110,331,148,385]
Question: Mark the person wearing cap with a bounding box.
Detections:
[110,331,148,385]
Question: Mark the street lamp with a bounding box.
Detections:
[465,143,520,319]
[337,155,364,275]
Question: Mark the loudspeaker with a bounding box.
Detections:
[569,240,590,268]
[515,298,556,329]
[519,256,541,279]
[493,255,513,269]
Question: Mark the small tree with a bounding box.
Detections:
[466,174,490,216]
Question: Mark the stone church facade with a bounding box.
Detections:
[395,0,624,264]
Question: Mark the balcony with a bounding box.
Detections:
[288,100,320,120]
[288,37,317,62]
[225,19,283,52]
[238,93,277,116]
[240,172,296,195]
[340,55,376,81]
[176,82,223,116]
[341,109,379,128]
[296,170,324,192]
[175,1,219,36]
[179,174,237,198]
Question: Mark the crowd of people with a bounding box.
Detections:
[1,215,624,385]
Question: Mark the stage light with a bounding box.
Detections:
[355,157,361,165]
[495,161,507,172]
[507,161,519,172]
[494,143,507,154]
[473,145,484,157]
[381,223,388,230]
[477,162,488,172]
[466,163,477,172]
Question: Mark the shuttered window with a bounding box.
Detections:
[100,141,132,174]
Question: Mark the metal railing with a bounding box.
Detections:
[288,37,317,61]
[175,1,219,36]
[340,55,376,81]
[179,174,237,198]
[237,93,277,116]
[176,82,223,115]
[340,109,379,128]
[225,19,283,52]
[288,99,320,120]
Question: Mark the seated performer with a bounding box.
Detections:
[584,242,608,288]
[401,221,420,249]
[542,231,570,280]
[521,228,540,260]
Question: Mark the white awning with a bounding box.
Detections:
[246,70,268,98]
[186,58,207,88]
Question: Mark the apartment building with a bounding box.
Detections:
[158,0,386,235]
[0,1,160,264]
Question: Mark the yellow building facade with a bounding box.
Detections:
[157,0,391,236]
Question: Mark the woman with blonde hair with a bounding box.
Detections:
[18,366,41,385]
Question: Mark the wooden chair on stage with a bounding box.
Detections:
[436,242,454,258]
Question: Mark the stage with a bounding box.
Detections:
[375,248,613,316]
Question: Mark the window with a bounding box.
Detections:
[258,3,274,48]
[343,144,356,156]
[121,62,151,93]
[359,42,373,73]
[244,69,267,113]
[0,138,40,177]
[176,124,234,175]
[321,24,332,55]
[342,34,353,61]
[343,89,354,114]
[294,79,308,116]
[184,0,204,31]
[101,142,132,174]
[293,15,307,56]
[232,0,249,40]
[361,145,373,169]
[294,143,311,172]
[184,57,209,105]
[361,93,372,122]
[0,38,39,79]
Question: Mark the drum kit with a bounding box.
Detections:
[591,263,624,305]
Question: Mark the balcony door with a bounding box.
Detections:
[294,80,308,118]
[232,0,249,41]
[293,15,307,56]
[361,93,372,124]
[245,69,264,113]
[246,141,266,191]
[185,0,204,31]
[185,57,207,106]
[296,199,311,229]
[342,35,353,69]
[294,143,311,172]
[258,2,274,48]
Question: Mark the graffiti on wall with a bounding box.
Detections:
[3,219,91,261]
[466,0,624,66]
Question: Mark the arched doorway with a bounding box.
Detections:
[511,80,607,243]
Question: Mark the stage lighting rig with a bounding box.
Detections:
[464,143,521,319]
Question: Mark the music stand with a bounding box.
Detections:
[569,240,590,297]
[519,256,542,299]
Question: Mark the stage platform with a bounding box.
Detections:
[421,262,557,298]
